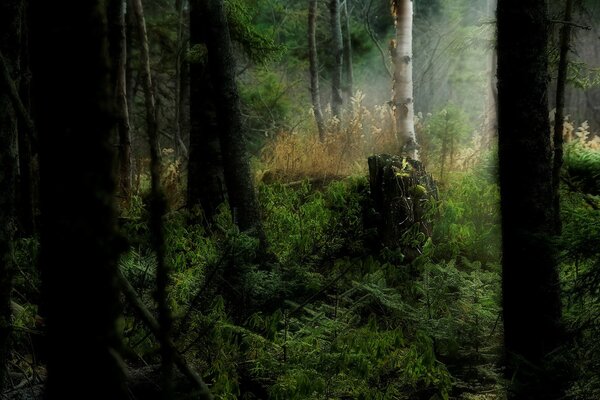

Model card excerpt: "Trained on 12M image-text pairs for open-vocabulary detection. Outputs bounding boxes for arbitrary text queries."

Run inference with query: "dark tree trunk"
[342,0,354,99]
[497,0,564,397]
[174,0,189,159]
[108,0,132,204]
[308,0,326,141]
[552,0,574,234]
[130,0,174,395]
[16,0,36,237]
[125,0,138,186]
[188,0,226,221]
[178,42,191,158]
[0,0,21,392]
[30,1,128,398]
[200,0,265,241]
[329,0,343,119]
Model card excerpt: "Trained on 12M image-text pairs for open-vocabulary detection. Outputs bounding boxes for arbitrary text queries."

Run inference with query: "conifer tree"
[31,1,128,397]
[497,0,564,397]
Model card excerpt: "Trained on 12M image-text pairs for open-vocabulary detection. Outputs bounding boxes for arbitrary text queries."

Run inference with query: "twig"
[289,262,354,318]
[116,269,214,400]
[364,0,392,78]
[549,19,591,30]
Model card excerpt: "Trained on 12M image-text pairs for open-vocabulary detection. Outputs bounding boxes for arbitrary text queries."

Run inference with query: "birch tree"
[391,0,418,159]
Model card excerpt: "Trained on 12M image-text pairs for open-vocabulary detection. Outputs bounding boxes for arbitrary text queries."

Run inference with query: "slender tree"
[0,0,21,391]
[391,0,418,159]
[174,0,190,159]
[108,0,133,203]
[329,0,344,119]
[497,0,564,397]
[16,0,36,236]
[342,0,354,99]
[483,0,498,143]
[30,1,128,397]
[308,0,326,140]
[200,0,266,241]
[187,0,227,221]
[131,0,175,395]
[552,0,575,234]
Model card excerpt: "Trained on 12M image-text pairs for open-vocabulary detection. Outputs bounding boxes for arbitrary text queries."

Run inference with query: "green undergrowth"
[558,143,600,399]
[114,156,503,399]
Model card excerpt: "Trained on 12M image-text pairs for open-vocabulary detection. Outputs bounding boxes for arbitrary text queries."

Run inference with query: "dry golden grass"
[259,91,400,183]
[564,118,600,150]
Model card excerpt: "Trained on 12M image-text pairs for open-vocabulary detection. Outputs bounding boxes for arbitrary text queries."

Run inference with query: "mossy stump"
[368,154,437,254]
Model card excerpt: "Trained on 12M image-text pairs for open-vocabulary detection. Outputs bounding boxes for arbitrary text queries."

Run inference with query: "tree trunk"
[342,0,354,99]
[308,0,326,141]
[30,1,127,397]
[329,0,343,119]
[130,0,174,395]
[16,1,36,237]
[391,0,418,159]
[200,0,266,241]
[497,0,564,397]
[188,0,227,221]
[126,0,137,125]
[174,0,189,160]
[0,0,21,392]
[109,0,132,204]
[552,0,574,234]
[484,0,498,143]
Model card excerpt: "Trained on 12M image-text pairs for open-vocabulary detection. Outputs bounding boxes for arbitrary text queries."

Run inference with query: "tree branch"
[364,0,392,78]
[549,19,591,30]
[117,269,214,400]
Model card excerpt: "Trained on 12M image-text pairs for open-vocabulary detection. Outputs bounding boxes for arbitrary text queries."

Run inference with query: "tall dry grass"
[259,91,399,183]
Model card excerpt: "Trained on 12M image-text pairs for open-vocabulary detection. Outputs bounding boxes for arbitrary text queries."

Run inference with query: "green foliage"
[431,157,501,265]
[559,144,600,399]
[414,257,500,361]
[108,170,508,399]
[259,178,365,264]
[225,0,283,63]
[563,142,600,195]
[421,106,473,179]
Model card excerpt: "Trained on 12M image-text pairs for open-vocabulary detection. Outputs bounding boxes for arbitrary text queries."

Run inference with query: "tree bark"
[16,1,36,237]
[200,0,266,241]
[329,0,344,119]
[187,0,227,221]
[0,0,21,392]
[497,0,564,397]
[174,0,189,160]
[109,0,132,204]
[552,0,574,234]
[368,154,437,260]
[391,0,418,159]
[308,0,326,141]
[130,0,174,396]
[30,1,128,397]
[126,0,137,125]
[342,0,354,99]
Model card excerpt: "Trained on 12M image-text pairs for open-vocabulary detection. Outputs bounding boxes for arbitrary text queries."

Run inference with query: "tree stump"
[367,154,437,256]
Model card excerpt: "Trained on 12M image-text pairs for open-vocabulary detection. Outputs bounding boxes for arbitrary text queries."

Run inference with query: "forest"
[0,0,599,399]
